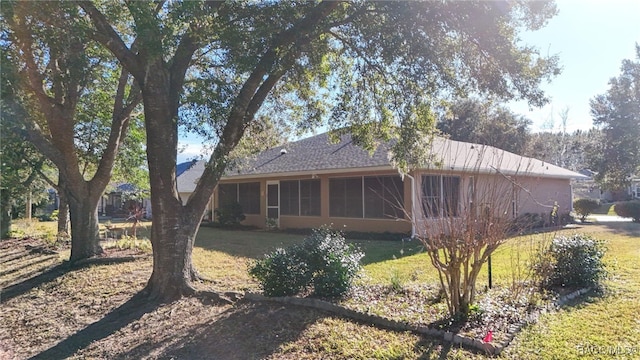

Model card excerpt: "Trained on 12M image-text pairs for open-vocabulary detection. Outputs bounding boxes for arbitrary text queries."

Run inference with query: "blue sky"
[509,0,640,132]
[178,1,640,162]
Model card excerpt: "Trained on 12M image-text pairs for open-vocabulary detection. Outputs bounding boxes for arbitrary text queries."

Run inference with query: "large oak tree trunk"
[141,75,208,301]
[57,186,70,235]
[0,189,11,239]
[144,205,202,301]
[67,189,102,262]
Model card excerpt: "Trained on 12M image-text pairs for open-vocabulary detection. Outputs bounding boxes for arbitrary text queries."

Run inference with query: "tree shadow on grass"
[414,340,455,360]
[117,300,326,360]
[0,257,142,303]
[28,291,159,360]
[596,221,640,237]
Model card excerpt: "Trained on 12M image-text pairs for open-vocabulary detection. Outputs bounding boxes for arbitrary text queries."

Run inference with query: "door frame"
[266,180,280,227]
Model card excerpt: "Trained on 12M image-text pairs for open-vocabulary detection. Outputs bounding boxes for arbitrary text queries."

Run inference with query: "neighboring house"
[573,170,640,202]
[98,183,151,219]
[190,132,586,236]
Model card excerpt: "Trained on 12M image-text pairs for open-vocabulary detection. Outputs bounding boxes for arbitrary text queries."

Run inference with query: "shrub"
[512,213,545,231]
[534,233,607,290]
[248,247,310,297]
[302,227,364,297]
[614,201,640,223]
[249,226,364,298]
[214,202,246,226]
[559,212,574,225]
[573,198,600,223]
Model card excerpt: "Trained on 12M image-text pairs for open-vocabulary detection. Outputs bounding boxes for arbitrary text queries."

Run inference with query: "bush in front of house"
[214,202,246,226]
[301,227,365,297]
[573,198,600,223]
[248,247,311,297]
[511,212,545,231]
[614,201,640,223]
[534,233,607,290]
[249,226,364,298]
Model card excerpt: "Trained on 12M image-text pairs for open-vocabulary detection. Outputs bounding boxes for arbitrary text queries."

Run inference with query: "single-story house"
[98,183,152,219]
[573,169,640,202]
[179,132,586,235]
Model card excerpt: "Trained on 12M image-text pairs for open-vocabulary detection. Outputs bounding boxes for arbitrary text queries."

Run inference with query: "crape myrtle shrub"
[249,226,364,298]
[614,201,640,223]
[573,198,600,223]
[534,233,607,290]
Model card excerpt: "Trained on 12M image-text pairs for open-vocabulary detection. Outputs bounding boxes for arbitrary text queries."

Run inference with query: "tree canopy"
[2,1,144,260]
[437,98,532,155]
[0,52,49,237]
[589,45,640,190]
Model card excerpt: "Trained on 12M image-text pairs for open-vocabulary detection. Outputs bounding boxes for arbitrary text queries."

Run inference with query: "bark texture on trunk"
[144,208,200,301]
[140,72,205,301]
[68,193,102,262]
[0,189,11,239]
[57,188,70,235]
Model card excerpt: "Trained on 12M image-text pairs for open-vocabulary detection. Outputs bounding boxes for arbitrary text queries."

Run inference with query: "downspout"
[405,173,417,238]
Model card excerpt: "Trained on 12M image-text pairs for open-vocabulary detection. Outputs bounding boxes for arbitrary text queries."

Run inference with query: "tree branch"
[92,69,142,192]
[77,1,143,79]
[185,1,343,213]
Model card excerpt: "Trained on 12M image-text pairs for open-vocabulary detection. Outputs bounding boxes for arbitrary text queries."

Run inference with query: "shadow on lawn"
[597,221,640,237]
[118,300,325,360]
[116,299,457,359]
[29,292,159,360]
[0,257,141,303]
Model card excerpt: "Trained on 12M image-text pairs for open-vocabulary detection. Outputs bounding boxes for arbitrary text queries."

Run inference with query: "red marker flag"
[483,330,493,343]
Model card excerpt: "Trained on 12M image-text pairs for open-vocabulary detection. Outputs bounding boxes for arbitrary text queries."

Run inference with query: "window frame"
[218,182,261,215]
[421,175,461,218]
[329,175,405,219]
[280,179,321,217]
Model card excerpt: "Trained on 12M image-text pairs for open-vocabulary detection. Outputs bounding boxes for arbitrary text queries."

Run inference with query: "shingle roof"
[220,132,586,180]
[224,132,392,177]
[177,160,205,193]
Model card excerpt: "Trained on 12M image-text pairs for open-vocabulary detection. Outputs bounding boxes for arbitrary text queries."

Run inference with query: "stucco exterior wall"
[516,177,572,215]
[215,170,413,234]
[213,169,574,234]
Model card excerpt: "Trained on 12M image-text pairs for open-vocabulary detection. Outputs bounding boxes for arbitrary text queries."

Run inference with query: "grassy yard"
[1,219,638,359]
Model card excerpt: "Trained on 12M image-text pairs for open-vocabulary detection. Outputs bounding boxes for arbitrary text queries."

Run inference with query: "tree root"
[194,289,241,305]
[189,268,216,284]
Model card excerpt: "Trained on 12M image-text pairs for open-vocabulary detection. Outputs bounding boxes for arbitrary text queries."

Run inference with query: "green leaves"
[589,46,640,190]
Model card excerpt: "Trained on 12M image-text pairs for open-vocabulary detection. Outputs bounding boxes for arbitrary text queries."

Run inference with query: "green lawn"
[591,202,618,215]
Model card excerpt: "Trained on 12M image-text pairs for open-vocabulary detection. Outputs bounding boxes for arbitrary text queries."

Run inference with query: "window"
[218,183,238,207]
[218,182,260,215]
[364,176,404,219]
[279,180,299,216]
[330,176,404,219]
[280,179,321,216]
[329,178,363,218]
[421,175,460,217]
[300,180,321,216]
[238,182,260,214]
